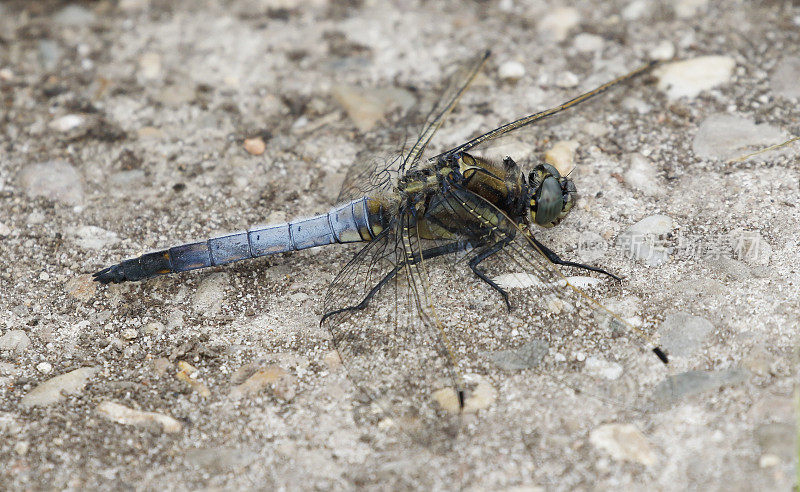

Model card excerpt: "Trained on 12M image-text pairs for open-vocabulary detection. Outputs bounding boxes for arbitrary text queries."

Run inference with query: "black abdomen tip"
[92,265,126,284]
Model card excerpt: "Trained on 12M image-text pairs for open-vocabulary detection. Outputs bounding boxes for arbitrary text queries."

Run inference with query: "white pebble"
[648,41,675,61]
[622,0,650,20]
[674,0,708,18]
[21,367,100,408]
[538,7,580,42]
[48,114,86,133]
[654,56,735,99]
[0,222,11,237]
[573,33,604,52]
[36,362,53,374]
[498,61,525,81]
[555,71,579,88]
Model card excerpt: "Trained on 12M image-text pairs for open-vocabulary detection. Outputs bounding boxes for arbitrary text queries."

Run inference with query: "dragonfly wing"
[321,213,469,444]
[401,50,491,173]
[431,60,659,161]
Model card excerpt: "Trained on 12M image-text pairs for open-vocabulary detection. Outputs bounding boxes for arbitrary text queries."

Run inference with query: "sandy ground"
[1,0,799,490]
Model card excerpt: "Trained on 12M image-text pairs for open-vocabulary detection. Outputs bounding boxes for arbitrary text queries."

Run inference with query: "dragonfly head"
[528,163,576,228]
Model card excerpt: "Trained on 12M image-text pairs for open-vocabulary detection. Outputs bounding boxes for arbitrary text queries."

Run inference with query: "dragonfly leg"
[468,240,512,310]
[321,240,472,324]
[529,236,621,281]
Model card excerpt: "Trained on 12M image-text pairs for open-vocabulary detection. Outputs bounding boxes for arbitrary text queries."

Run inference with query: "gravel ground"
[1,1,798,490]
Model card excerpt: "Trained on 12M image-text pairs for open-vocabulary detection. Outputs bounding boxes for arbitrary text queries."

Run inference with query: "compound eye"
[534,176,563,226]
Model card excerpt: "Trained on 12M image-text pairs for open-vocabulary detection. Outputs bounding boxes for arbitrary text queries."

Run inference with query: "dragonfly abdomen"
[93,197,384,284]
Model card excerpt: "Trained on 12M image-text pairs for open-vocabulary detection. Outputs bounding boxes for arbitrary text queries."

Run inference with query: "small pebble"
[36,362,53,374]
[658,312,713,358]
[544,140,578,175]
[21,367,99,408]
[498,61,526,81]
[648,41,675,61]
[770,57,800,99]
[65,275,97,302]
[18,160,85,206]
[622,0,651,20]
[573,33,604,52]
[14,441,29,456]
[623,153,662,196]
[120,328,138,340]
[693,114,787,161]
[616,215,673,266]
[0,330,32,353]
[38,40,62,71]
[156,85,195,107]
[243,137,266,155]
[674,0,708,18]
[590,423,655,466]
[138,52,162,80]
[97,401,182,433]
[229,365,295,401]
[584,356,623,380]
[176,361,211,398]
[323,350,342,370]
[48,114,86,133]
[759,454,781,468]
[537,7,580,42]
[654,56,735,99]
[555,71,579,88]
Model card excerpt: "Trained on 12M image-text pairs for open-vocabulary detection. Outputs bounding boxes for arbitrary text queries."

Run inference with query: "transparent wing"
[336,51,491,202]
[322,213,469,444]
[429,60,659,163]
[336,143,407,203]
[400,50,490,173]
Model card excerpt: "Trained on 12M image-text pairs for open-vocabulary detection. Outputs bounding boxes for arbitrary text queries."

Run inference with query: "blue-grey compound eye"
[534,176,563,226]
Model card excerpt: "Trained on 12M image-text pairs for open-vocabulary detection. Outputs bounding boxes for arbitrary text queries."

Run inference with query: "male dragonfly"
[95,51,667,439]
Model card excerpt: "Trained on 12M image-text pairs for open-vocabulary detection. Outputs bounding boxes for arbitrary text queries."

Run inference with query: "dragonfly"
[94,51,667,440]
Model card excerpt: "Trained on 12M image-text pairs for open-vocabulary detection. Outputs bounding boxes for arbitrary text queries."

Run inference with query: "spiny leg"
[468,239,513,310]
[321,240,472,324]
[529,235,620,281]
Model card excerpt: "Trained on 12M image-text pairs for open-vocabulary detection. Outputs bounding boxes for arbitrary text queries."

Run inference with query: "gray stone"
[693,114,788,161]
[38,40,62,71]
[53,5,96,25]
[658,312,714,358]
[488,340,549,370]
[616,215,673,266]
[651,368,749,407]
[755,422,795,460]
[0,330,31,353]
[770,56,800,99]
[21,367,100,408]
[18,160,84,206]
